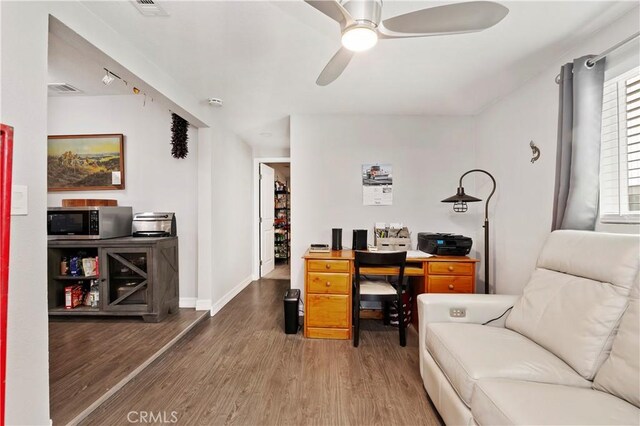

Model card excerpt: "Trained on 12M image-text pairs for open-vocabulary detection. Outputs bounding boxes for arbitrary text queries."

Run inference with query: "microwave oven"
[47,206,133,240]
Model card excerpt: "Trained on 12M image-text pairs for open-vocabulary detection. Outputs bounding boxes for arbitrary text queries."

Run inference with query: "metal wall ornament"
[530,141,541,164]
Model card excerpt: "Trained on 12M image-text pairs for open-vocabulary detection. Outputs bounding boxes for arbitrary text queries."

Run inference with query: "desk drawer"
[306,327,350,340]
[429,261,474,276]
[308,259,350,273]
[429,276,474,293]
[306,294,350,328]
[308,272,350,294]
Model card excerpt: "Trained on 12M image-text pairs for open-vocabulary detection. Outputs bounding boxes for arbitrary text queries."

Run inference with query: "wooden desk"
[303,249,478,340]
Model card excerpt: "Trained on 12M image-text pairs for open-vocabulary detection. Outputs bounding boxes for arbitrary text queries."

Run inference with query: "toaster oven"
[132,212,176,237]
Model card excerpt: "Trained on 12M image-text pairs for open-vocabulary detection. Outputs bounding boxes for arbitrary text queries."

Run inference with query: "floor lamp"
[441,169,496,294]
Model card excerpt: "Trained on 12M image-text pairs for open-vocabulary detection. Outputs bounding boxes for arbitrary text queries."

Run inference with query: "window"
[600,67,640,223]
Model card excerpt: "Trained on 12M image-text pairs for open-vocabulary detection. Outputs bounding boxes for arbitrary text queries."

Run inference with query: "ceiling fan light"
[341,26,378,52]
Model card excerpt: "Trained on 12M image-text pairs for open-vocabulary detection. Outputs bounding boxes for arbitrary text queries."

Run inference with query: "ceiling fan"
[305,0,509,86]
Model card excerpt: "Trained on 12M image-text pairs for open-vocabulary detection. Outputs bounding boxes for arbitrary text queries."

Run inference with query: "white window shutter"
[626,74,640,210]
[600,79,620,215]
[599,67,640,222]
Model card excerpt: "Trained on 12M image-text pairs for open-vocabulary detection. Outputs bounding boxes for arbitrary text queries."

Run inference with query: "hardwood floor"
[263,262,290,280]
[49,309,209,425]
[81,278,443,426]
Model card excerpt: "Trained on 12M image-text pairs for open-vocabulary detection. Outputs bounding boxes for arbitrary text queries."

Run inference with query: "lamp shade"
[441,187,482,203]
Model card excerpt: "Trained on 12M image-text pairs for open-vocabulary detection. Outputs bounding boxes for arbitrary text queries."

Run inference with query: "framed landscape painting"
[48,134,125,192]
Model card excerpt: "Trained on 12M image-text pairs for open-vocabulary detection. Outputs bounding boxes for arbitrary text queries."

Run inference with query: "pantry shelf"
[53,275,99,280]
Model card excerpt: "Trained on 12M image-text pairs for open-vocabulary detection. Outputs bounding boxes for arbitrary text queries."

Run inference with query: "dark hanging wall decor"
[170,113,189,159]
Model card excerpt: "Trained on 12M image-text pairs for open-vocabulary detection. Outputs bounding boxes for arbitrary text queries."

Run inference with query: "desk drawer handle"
[326,281,331,287]
[325,264,331,269]
[448,266,454,271]
[448,284,454,290]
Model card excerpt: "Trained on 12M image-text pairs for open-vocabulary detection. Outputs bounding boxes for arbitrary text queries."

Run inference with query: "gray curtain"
[552,55,605,230]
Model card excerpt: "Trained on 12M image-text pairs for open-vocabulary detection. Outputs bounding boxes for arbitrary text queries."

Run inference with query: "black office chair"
[353,250,408,347]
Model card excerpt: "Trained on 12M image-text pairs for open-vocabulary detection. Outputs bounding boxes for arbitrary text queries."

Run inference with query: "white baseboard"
[195,298,212,313]
[179,297,197,308]
[211,275,253,316]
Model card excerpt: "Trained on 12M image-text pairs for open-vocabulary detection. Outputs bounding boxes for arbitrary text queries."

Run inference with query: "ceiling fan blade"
[316,47,354,86]
[382,1,508,35]
[304,0,354,27]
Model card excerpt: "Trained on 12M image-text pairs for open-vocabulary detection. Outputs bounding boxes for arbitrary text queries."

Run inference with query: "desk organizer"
[376,237,412,251]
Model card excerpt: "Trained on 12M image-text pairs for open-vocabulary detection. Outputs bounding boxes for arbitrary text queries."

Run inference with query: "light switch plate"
[11,185,28,215]
[450,307,466,318]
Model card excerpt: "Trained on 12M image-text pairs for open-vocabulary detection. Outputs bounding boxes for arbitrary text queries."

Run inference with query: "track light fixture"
[98,67,157,107]
[102,69,114,86]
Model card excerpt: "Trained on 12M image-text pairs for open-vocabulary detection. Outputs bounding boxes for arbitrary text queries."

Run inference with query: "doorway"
[255,159,291,280]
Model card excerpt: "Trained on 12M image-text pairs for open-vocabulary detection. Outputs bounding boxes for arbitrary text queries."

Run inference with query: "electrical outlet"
[450,307,466,318]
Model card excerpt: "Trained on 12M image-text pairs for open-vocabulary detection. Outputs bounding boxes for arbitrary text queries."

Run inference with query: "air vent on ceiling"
[131,0,169,17]
[48,83,83,94]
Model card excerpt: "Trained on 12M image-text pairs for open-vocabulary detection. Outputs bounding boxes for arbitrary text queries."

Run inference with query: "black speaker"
[332,228,342,251]
[352,229,368,250]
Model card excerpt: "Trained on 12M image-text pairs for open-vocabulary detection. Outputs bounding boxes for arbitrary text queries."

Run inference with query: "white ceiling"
[64,1,639,151]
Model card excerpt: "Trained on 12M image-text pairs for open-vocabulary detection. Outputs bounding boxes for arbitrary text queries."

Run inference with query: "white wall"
[290,115,481,293]
[47,95,199,303]
[253,145,290,158]
[196,127,213,310]
[475,7,640,295]
[208,126,254,313]
[196,126,255,314]
[1,2,214,423]
[1,3,50,423]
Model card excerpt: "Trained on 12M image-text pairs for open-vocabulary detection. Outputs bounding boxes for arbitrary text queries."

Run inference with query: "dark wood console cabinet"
[48,237,179,322]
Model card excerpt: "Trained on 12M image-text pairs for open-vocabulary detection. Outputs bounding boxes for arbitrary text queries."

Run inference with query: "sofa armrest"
[417,293,520,342]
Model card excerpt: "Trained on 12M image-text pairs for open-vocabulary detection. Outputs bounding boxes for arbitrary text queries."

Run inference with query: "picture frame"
[47,134,125,192]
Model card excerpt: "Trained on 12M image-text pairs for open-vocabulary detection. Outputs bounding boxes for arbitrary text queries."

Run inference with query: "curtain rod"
[555,31,640,84]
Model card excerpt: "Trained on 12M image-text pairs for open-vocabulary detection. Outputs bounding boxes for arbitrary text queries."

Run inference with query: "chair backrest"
[506,230,640,380]
[535,230,639,293]
[354,250,407,289]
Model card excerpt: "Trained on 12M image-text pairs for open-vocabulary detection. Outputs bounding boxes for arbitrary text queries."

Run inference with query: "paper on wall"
[362,163,393,206]
[111,171,121,185]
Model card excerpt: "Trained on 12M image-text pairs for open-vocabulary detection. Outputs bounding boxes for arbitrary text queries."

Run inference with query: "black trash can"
[283,289,300,334]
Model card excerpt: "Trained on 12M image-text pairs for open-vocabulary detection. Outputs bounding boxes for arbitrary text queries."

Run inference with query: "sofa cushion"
[594,286,640,408]
[506,268,628,380]
[472,378,640,425]
[536,230,640,293]
[426,323,590,406]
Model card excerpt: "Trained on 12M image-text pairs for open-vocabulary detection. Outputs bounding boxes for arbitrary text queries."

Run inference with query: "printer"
[418,233,472,256]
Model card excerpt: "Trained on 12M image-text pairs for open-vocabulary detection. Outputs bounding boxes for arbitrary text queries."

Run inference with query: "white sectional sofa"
[417,230,640,425]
